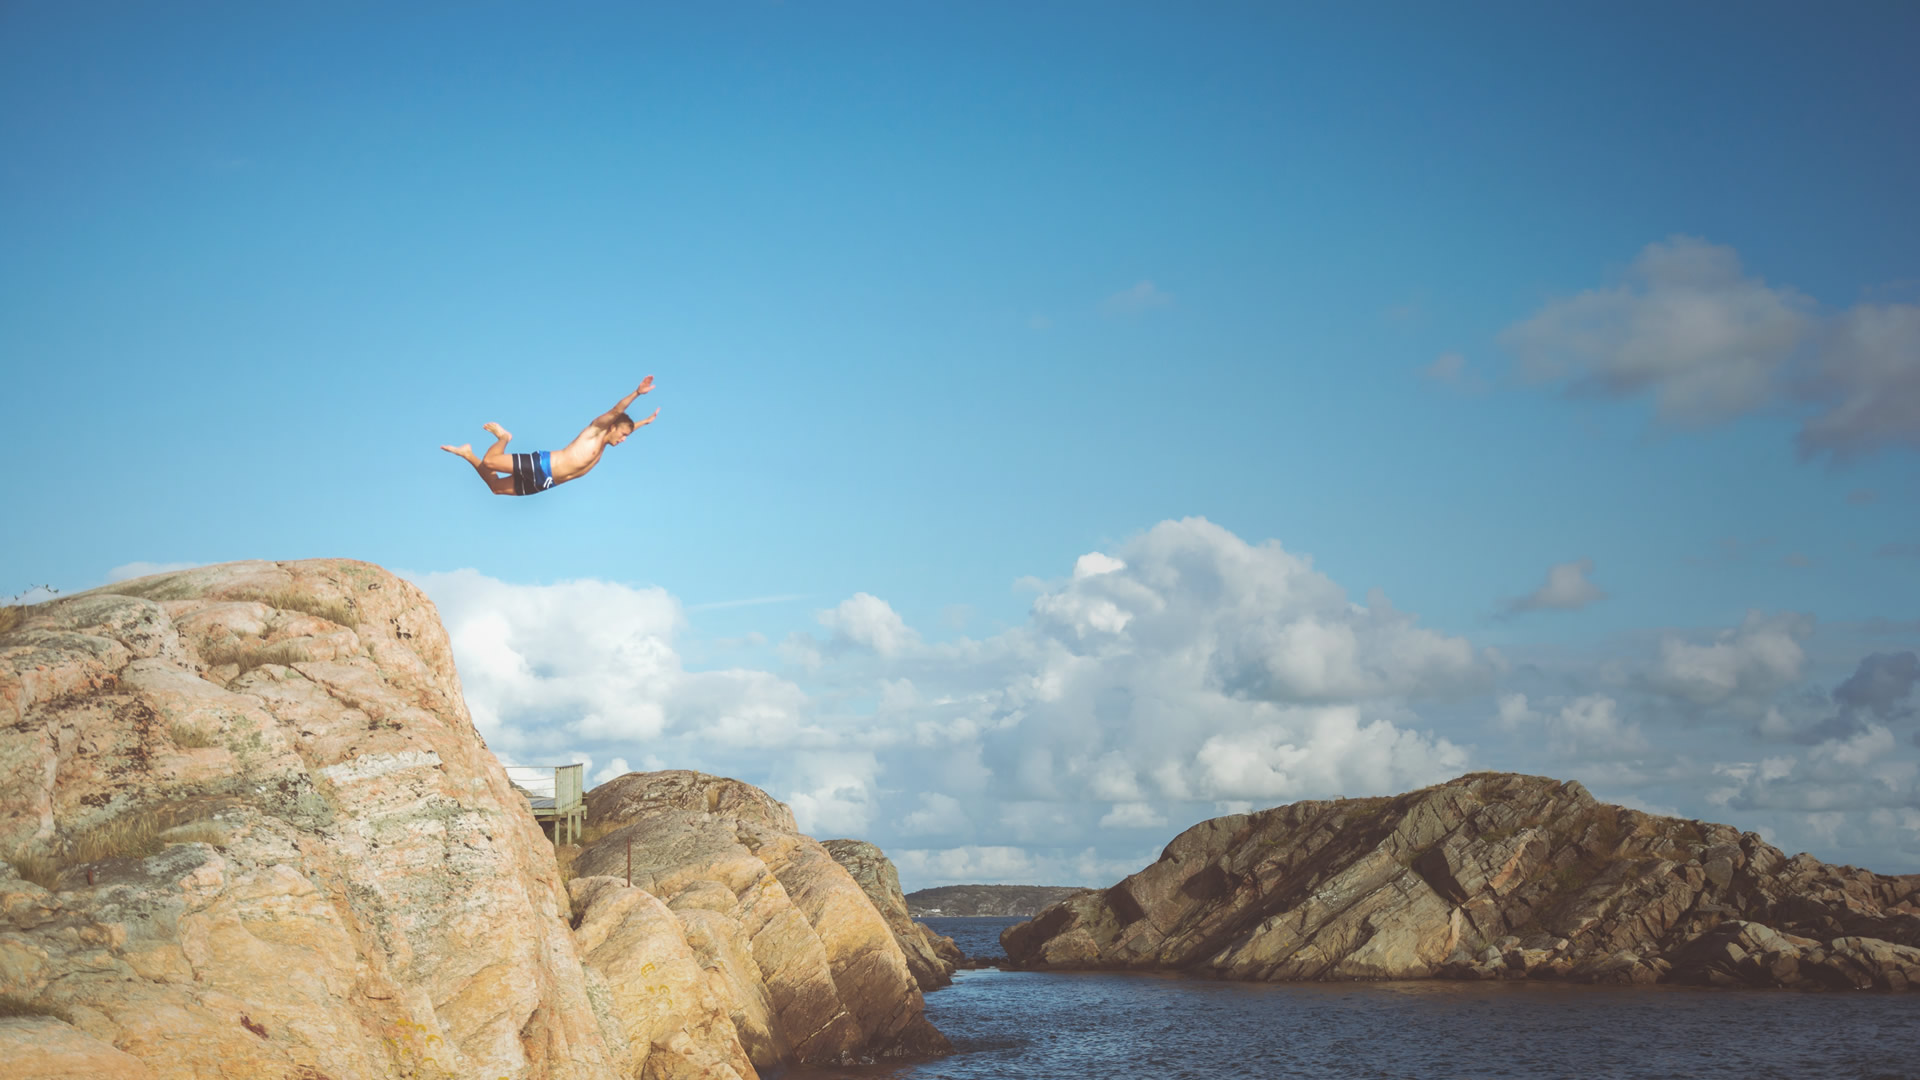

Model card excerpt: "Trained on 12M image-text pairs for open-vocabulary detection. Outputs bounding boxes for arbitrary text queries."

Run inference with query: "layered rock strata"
[572,772,951,1069]
[0,560,620,1079]
[1002,772,1920,990]
[822,839,960,990]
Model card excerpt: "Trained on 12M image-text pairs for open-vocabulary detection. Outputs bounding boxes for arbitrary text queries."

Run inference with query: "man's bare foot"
[483,422,511,441]
[440,443,477,462]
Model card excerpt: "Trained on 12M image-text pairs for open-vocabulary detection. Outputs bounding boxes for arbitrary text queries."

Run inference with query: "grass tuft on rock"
[7,813,226,890]
[0,604,20,636]
[243,589,358,628]
[203,639,311,675]
[106,574,200,602]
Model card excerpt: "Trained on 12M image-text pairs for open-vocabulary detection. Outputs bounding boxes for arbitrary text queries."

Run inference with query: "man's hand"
[635,376,654,396]
[635,407,660,427]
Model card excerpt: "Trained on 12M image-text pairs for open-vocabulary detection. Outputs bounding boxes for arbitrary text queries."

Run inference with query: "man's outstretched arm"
[593,376,653,428]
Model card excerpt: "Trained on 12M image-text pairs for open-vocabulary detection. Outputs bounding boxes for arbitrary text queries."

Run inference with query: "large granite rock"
[1002,772,1920,990]
[572,772,951,1068]
[0,561,621,1079]
[821,838,959,990]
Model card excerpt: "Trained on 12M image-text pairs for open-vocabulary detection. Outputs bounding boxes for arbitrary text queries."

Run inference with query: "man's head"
[606,412,637,445]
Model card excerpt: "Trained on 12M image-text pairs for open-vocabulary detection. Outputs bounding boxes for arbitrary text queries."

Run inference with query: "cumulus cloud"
[419,519,1498,887]
[1495,692,1648,760]
[1501,237,1813,424]
[1779,651,1920,744]
[1714,727,1919,813]
[412,569,814,757]
[818,592,918,656]
[1798,302,1920,460]
[1647,611,1812,706]
[1504,558,1605,614]
[1500,236,1920,460]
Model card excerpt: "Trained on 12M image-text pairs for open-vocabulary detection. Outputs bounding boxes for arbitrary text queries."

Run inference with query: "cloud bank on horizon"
[414,510,1920,888]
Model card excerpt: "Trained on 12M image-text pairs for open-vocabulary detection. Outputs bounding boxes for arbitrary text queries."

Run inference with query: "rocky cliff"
[1002,773,1920,990]
[0,562,948,1080]
[0,560,619,1079]
[570,772,951,1068]
[822,839,960,990]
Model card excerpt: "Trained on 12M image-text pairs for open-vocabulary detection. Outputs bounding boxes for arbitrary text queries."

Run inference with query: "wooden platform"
[504,763,585,845]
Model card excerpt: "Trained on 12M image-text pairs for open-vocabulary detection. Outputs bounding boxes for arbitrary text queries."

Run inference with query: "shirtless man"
[441,377,659,496]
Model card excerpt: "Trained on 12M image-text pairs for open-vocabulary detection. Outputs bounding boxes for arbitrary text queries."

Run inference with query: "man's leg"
[439,442,518,495]
[478,423,515,472]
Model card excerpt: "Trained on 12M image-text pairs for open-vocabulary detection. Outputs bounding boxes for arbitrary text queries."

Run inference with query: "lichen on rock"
[0,560,619,1079]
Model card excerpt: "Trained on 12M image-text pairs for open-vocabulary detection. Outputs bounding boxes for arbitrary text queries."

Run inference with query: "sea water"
[780,917,1920,1080]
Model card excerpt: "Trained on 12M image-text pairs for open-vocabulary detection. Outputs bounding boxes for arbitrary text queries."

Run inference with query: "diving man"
[441,377,658,496]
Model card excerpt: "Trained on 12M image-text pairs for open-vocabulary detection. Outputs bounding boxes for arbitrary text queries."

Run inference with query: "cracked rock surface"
[0,560,619,1079]
[1003,772,1920,990]
[573,772,951,1069]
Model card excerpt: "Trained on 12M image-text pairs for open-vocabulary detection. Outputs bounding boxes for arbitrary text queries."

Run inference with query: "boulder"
[0,560,621,1078]
[1001,772,1920,991]
[822,838,957,990]
[574,772,951,1069]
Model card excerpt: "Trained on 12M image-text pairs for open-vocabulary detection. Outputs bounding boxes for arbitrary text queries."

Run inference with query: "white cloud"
[1649,611,1812,706]
[1493,692,1647,760]
[1099,802,1168,829]
[818,592,918,656]
[415,521,1495,886]
[1505,558,1604,614]
[1714,726,1918,814]
[782,751,880,837]
[1798,301,1920,459]
[1104,280,1173,316]
[1501,236,1813,424]
[900,792,968,836]
[411,569,812,760]
[1501,236,1920,460]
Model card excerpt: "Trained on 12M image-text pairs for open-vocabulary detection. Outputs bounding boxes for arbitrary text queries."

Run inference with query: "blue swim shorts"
[510,451,554,495]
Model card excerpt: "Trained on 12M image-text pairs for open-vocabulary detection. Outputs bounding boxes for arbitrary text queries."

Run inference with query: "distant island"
[906,884,1088,917]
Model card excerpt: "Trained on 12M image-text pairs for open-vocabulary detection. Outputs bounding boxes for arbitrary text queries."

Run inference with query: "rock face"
[0,561,621,1079]
[1002,772,1920,990]
[572,772,951,1069]
[905,884,1089,917]
[821,839,959,990]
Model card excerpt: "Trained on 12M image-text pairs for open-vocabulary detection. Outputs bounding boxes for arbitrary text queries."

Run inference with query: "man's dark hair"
[610,411,635,429]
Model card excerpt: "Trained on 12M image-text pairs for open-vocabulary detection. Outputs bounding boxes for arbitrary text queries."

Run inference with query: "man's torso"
[548,429,611,483]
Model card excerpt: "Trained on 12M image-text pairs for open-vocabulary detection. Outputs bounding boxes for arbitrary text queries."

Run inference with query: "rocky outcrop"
[1002,772,1920,990]
[572,772,951,1069]
[822,839,959,990]
[905,884,1090,917]
[0,561,621,1079]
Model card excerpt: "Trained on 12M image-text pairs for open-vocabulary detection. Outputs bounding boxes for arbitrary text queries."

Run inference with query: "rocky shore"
[0,560,949,1079]
[1002,773,1920,990]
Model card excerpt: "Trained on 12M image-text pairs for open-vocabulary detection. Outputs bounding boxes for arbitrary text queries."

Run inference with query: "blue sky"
[4,2,1918,884]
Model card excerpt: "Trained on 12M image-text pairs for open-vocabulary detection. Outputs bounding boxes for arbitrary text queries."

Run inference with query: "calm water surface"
[782,917,1920,1080]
